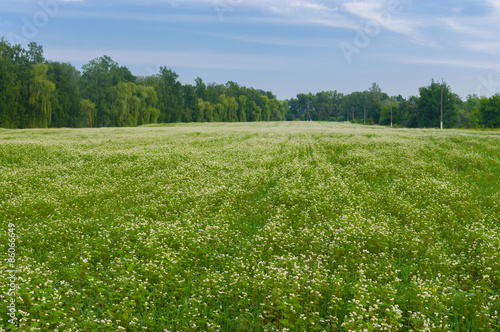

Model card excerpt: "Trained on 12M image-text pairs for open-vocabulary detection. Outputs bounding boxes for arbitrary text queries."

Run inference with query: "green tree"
[111,82,140,126]
[198,99,214,122]
[136,85,160,125]
[269,98,284,121]
[238,95,247,122]
[27,42,45,65]
[81,99,96,128]
[217,95,229,122]
[260,95,271,121]
[314,91,334,121]
[404,96,419,128]
[206,83,222,105]
[295,93,315,121]
[246,99,261,122]
[0,39,22,128]
[80,56,121,126]
[417,80,457,128]
[280,100,290,121]
[366,83,388,123]
[155,67,183,123]
[455,94,480,128]
[28,63,56,128]
[225,81,241,99]
[479,94,500,128]
[195,77,208,101]
[227,96,239,122]
[182,84,198,122]
[46,61,82,127]
[379,99,403,126]
[110,82,160,127]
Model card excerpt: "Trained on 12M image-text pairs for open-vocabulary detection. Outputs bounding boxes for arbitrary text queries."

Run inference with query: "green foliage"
[46,61,82,128]
[480,94,500,128]
[28,63,56,128]
[81,99,96,128]
[417,80,459,128]
[0,39,23,128]
[80,56,122,127]
[459,94,481,129]
[109,82,159,127]
[285,81,500,129]
[155,67,183,123]
[1,39,500,129]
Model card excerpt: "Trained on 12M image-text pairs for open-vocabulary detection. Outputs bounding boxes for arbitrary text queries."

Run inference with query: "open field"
[1,122,500,331]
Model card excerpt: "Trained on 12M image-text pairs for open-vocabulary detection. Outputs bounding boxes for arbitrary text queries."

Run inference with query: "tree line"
[1,39,499,129]
[0,40,288,129]
[288,82,500,129]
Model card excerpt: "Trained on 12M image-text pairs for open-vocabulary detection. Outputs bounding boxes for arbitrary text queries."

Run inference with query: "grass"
[0,122,499,331]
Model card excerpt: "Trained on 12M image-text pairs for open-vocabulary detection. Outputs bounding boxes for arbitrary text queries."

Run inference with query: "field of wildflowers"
[1,122,499,331]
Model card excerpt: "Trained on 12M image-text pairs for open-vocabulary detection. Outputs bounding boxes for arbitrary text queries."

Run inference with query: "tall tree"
[111,82,140,126]
[155,67,183,123]
[0,39,22,128]
[182,84,198,122]
[80,56,121,126]
[238,95,247,122]
[46,61,82,127]
[417,80,457,128]
[28,63,56,128]
[260,95,271,122]
[136,85,160,125]
[195,77,208,101]
[81,99,96,128]
[269,98,285,121]
[27,42,45,65]
[479,94,500,128]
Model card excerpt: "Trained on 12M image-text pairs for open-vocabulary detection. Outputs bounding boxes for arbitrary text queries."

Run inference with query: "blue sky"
[1,0,500,100]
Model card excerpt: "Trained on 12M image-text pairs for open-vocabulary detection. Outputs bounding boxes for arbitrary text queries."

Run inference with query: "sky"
[1,0,500,100]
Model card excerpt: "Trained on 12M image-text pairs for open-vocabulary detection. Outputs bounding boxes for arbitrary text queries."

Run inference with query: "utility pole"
[390,98,393,128]
[346,105,349,122]
[441,79,444,129]
[364,106,366,125]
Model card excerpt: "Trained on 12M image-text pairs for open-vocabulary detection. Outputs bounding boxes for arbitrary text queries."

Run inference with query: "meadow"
[0,122,499,331]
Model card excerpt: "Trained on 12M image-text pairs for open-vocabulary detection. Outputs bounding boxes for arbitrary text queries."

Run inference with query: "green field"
[1,122,499,331]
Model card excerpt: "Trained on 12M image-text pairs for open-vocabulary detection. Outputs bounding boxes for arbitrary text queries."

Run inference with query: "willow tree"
[136,85,160,125]
[81,99,96,128]
[29,63,56,128]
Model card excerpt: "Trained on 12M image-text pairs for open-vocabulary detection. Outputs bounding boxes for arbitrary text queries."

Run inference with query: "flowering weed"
[0,122,499,331]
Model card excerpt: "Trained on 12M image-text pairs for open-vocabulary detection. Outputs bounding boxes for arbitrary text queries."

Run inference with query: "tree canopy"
[0,38,499,129]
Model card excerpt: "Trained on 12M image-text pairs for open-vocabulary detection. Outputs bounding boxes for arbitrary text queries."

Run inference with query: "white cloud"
[55,0,357,29]
[461,41,500,54]
[342,0,419,37]
[444,16,500,39]
[442,4,500,55]
[12,0,500,57]
[485,0,500,10]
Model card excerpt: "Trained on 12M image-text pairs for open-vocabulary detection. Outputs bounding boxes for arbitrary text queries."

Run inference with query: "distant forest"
[1,39,499,129]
